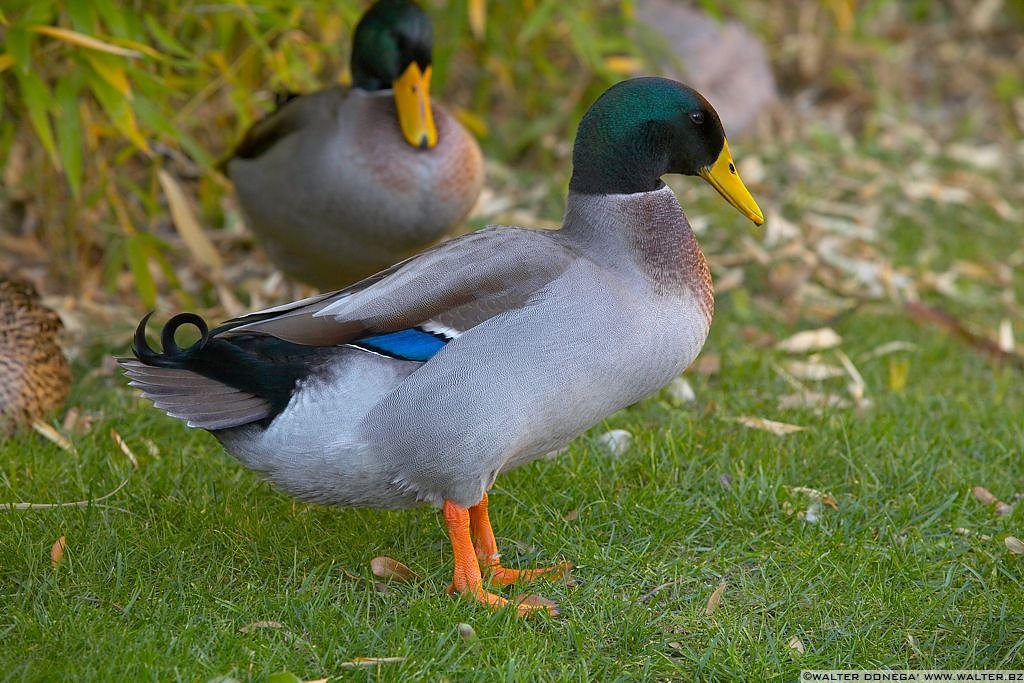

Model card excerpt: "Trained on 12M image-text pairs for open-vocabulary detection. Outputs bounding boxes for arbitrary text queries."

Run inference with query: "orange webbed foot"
[444,498,561,617]
[484,560,574,587]
[470,492,574,587]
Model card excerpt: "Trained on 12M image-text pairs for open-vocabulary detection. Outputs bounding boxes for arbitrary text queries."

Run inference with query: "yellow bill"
[393,62,437,150]
[698,139,764,226]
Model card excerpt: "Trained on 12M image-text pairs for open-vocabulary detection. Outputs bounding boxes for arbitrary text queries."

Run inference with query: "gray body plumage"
[123,184,712,509]
[227,87,484,289]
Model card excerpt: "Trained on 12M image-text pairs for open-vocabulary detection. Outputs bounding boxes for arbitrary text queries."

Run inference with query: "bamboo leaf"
[0,54,14,73]
[66,2,97,33]
[108,37,167,62]
[157,169,223,274]
[29,25,142,58]
[7,26,32,73]
[55,76,84,198]
[83,51,133,97]
[20,1,56,27]
[86,68,151,154]
[468,0,486,40]
[93,0,129,36]
[102,239,126,294]
[143,14,192,59]
[125,234,156,308]
[140,233,189,305]
[16,70,60,168]
[518,0,559,45]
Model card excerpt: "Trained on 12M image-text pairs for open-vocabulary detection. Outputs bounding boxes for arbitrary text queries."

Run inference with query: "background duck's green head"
[351,0,437,149]
[570,77,764,225]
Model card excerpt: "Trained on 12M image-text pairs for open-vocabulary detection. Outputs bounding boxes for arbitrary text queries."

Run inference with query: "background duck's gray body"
[227,87,483,288]
[125,185,712,510]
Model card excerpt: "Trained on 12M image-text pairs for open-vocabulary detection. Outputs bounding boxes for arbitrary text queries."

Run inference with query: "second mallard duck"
[224,0,484,290]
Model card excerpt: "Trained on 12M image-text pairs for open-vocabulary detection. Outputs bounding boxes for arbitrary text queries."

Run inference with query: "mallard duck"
[123,77,763,615]
[223,0,484,290]
[1,278,71,435]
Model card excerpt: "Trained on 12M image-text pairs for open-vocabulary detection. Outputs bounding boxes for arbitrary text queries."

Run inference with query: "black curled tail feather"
[133,312,212,368]
[127,311,337,422]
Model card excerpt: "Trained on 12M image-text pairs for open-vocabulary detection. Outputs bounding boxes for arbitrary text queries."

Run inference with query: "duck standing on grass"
[222,0,483,290]
[124,77,764,616]
[1,278,70,436]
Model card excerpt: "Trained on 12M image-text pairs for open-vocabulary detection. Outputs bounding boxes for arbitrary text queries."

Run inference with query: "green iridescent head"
[570,77,763,225]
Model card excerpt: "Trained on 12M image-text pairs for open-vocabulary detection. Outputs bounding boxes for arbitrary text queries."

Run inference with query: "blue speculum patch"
[354,328,448,361]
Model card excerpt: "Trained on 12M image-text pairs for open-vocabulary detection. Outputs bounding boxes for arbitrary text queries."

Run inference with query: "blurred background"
[1,0,1022,366]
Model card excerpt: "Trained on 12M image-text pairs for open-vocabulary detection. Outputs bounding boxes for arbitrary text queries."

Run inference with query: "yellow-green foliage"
[1,0,642,304]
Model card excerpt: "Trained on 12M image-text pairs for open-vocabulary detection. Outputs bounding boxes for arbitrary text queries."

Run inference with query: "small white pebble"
[666,377,697,405]
[802,501,821,524]
[598,429,633,456]
[1005,536,1024,554]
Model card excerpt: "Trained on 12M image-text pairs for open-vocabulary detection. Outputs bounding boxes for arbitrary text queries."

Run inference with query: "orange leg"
[444,500,555,616]
[468,493,573,587]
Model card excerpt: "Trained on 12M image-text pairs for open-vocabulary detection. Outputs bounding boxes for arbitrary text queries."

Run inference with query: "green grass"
[2,295,1023,680]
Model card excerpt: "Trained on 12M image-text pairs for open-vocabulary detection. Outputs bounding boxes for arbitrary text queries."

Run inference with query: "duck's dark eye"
[689,111,705,125]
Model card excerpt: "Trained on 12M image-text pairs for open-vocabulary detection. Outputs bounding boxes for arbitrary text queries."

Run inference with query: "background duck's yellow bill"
[394,63,438,149]
[698,139,765,226]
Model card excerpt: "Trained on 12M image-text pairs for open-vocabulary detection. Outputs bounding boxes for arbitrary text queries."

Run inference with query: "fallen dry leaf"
[563,509,579,522]
[704,581,727,616]
[336,567,361,581]
[775,328,842,353]
[888,357,910,392]
[60,408,96,436]
[339,657,408,668]
[782,360,846,381]
[370,556,417,582]
[513,593,559,613]
[835,350,866,390]
[972,486,998,506]
[239,620,285,633]
[972,486,1013,515]
[456,623,477,641]
[689,354,721,376]
[788,486,839,509]
[110,429,139,469]
[860,341,918,361]
[61,408,80,433]
[33,421,74,452]
[998,319,1015,354]
[637,578,686,603]
[905,302,1024,370]
[735,416,808,435]
[1005,536,1024,555]
[158,169,223,274]
[778,391,851,411]
[788,636,806,654]
[50,535,66,567]
[141,438,161,459]
[740,326,777,348]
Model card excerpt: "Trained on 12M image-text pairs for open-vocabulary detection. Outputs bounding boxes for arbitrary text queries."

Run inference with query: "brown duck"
[0,278,70,435]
